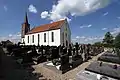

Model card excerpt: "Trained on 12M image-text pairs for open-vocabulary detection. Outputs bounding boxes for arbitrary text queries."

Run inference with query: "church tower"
[21,12,30,38]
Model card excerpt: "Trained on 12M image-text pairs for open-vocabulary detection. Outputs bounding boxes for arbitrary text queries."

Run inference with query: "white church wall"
[21,38,24,43]
[24,29,61,46]
[60,20,71,46]
[40,31,49,46]
[48,29,60,46]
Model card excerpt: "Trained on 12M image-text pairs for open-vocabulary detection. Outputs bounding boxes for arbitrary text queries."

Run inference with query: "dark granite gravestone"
[68,44,72,56]
[85,61,120,79]
[0,47,3,65]
[29,47,38,57]
[80,45,84,54]
[75,43,79,56]
[72,47,76,56]
[51,47,59,59]
[90,46,99,56]
[98,53,120,64]
[22,53,33,63]
[50,46,61,66]
[60,51,70,74]
[70,44,83,68]
[30,46,48,64]
[11,48,24,58]
[46,46,52,61]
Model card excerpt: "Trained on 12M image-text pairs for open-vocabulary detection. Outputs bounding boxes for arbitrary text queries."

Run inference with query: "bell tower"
[21,12,30,38]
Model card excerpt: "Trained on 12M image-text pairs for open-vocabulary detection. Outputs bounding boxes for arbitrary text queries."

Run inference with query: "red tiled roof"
[26,19,65,34]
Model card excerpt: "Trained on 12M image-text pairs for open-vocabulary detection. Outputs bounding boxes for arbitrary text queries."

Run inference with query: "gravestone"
[75,42,79,56]
[60,47,70,73]
[68,44,72,56]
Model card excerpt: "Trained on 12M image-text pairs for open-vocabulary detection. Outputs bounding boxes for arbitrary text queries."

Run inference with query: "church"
[21,13,71,46]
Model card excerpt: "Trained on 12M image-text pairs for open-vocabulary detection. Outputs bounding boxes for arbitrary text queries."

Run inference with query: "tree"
[114,33,120,58]
[114,33,120,48]
[103,32,114,47]
[93,41,103,47]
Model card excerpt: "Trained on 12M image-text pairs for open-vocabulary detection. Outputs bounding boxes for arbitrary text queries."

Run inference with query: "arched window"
[32,35,34,43]
[44,33,46,42]
[28,36,29,43]
[51,32,54,42]
[38,34,40,43]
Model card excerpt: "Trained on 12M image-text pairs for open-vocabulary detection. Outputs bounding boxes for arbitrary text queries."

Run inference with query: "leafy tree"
[103,32,114,47]
[114,33,120,58]
[114,33,120,48]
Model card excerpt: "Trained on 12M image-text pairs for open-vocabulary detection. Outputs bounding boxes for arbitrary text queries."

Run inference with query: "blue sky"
[0,0,120,43]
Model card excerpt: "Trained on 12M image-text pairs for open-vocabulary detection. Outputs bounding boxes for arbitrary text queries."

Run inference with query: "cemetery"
[0,41,105,80]
[1,31,120,80]
[4,42,104,72]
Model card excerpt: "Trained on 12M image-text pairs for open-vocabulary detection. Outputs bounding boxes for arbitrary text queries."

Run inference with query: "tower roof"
[24,12,28,24]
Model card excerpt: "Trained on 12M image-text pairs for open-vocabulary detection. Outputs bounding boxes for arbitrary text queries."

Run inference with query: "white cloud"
[88,37,94,41]
[28,4,37,13]
[87,24,92,28]
[85,39,88,42]
[41,11,49,19]
[102,28,107,30]
[103,12,108,16]
[74,35,103,44]
[76,36,80,39]
[4,5,8,11]
[80,36,85,39]
[0,32,21,43]
[111,27,120,36]
[41,0,111,21]
[80,24,92,28]
[76,36,86,39]
[8,34,12,37]
[72,39,77,41]
[117,17,120,19]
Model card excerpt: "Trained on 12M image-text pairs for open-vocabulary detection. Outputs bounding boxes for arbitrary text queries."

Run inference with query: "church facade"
[21,13,71,46]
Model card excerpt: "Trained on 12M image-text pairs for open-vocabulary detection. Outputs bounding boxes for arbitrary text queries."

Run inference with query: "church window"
[38,34,40,44]
[28,36,29,43]
[51,32,54,42]
[62,32,64,44]
[44,33,46,42]
[32,35,34,43]
[38,34,40,43]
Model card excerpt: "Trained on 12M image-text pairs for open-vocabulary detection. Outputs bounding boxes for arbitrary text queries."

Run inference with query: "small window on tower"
[32,35,34,43]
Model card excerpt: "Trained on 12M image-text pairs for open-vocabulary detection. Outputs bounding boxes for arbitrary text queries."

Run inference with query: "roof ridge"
[26,19,65,35]
[35,19,65,28]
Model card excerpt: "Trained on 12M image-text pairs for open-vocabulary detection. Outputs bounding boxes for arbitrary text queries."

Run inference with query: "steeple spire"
[24,12,28,24]
[21,12,30,38]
